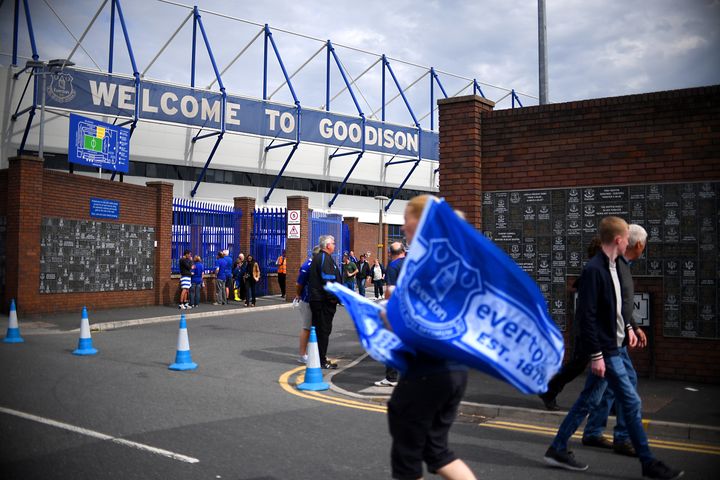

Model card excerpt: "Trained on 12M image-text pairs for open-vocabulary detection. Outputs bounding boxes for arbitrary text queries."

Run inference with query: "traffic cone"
[169,313,197,371]
[72,306,98,355]
[3,299,24,344]
[297,326,329,391]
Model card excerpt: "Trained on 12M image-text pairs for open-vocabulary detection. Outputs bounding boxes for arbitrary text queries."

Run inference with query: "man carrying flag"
[330,194,564,480]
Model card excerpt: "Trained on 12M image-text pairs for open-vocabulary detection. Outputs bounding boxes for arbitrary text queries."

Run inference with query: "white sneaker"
[374,378,398,387]
[179,304,186,309]
[185,304,192,309]
[297,354,308,364]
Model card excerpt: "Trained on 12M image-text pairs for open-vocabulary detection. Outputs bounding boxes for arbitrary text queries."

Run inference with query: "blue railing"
[251,208,286,296]
[172,198,242,274]
[309,211,344,268]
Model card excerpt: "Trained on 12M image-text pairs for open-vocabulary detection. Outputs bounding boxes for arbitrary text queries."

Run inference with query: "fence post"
[286,196,309,303]
[147,181,174,305]
[234,197,255,256]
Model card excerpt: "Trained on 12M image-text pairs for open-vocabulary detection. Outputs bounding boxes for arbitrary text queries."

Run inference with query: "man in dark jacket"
[308,235,342,369]
[544,217,682,480]
[355,254,370,297]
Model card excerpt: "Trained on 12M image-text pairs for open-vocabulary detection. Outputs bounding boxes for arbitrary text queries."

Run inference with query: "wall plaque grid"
[40,218,155,293]
[481,182,719,339]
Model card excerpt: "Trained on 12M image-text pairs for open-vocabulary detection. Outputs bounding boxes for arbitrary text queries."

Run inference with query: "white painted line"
[0,406,199,464]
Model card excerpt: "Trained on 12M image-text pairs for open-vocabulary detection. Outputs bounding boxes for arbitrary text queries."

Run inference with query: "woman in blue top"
[190,255,204,307]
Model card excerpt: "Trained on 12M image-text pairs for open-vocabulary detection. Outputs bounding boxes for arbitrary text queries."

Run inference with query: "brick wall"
[3,156,173,315]
[345,217,388,266]
[438,86,720,383]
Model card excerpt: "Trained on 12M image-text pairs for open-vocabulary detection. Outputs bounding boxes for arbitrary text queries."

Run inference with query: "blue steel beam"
[188,5,228,193]
[381,56,423,211]
[262,25,303,204]
[473,79,485,98]
[12,0,19,65]
[22,0,39,61]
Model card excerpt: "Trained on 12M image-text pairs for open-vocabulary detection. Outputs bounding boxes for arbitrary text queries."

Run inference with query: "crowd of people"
[176,249,261,309]
[177,196,683,480]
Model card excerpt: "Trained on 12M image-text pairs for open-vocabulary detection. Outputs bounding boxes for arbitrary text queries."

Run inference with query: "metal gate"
[251,208,286,296]
[310,211,344,268]
[172,199,241,274]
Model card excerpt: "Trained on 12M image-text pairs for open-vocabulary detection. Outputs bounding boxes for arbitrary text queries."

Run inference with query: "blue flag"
[324,283,415,373]
[386,197,564,394]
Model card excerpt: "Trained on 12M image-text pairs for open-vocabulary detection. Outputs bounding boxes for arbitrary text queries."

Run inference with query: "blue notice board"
[90,198,120,219]
[68,113,130,172]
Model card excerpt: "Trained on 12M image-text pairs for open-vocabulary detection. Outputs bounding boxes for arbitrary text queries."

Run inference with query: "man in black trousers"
[308,235,342,369]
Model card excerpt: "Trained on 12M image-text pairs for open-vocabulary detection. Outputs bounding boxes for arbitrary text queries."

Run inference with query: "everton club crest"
[398,238,483,340]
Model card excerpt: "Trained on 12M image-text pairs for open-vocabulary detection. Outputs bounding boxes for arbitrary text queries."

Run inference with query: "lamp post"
[374,195,389,265]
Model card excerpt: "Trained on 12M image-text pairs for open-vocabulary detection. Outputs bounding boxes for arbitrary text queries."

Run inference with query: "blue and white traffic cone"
[297,326,329,391]
[73,306,98,355]
[169,313,197,371]
[3,299,24,344]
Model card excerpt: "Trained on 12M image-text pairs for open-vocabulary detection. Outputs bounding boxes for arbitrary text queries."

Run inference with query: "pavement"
[10,296,720,445]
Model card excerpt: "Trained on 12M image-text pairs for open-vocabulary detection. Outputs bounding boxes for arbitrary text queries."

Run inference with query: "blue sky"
[2,0,718,123]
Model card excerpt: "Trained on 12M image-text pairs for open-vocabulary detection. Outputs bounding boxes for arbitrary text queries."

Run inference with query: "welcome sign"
[43,67,439,161]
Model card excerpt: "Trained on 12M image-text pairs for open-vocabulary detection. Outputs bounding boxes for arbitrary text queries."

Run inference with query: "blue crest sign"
[387,198,564,394]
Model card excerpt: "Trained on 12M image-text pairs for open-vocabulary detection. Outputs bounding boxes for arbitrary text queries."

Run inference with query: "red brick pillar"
[234,197,255,255]
[286,196,309,303]
[5,156,43,314]
[147,181,174,305]
[437,95,495,229]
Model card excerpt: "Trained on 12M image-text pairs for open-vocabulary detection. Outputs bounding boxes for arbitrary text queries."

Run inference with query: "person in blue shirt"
[294,246,321,364]
[190,255,204,307]
[214,251,227,305]
[232,254,246,302]
[222,249,234,301]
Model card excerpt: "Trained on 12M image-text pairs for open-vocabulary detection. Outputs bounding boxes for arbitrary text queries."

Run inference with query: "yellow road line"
[481,420,720,456]
[279,366,719,456]
[278,366,386,413]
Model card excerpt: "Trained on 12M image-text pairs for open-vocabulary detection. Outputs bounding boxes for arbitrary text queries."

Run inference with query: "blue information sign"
[68,113,130,172]
[90,198,120,219]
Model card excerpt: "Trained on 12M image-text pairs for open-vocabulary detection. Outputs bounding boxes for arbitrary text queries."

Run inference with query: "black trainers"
[544,446,588,471]
[582,435,613,449]
[613,440,638,457]
[539,392,560,411]
[322,362,338,370]
[642,460,684,479]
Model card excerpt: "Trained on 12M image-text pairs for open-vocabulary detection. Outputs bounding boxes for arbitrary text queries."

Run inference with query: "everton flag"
[324,283,415,373]
[386,197,564,394]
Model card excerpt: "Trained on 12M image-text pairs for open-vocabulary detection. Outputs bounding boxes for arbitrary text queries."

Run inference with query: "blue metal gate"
[310,211,344,268]
[172,199,242,274]
[251,208,286,296]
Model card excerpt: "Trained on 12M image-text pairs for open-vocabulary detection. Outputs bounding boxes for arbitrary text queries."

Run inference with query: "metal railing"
[251,208,286,296]
[171,198,241,274]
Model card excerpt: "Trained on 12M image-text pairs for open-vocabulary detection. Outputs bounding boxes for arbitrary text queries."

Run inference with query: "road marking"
[278,366,386,413]
[0,406,200,464]
[480,420,720,456]
[279,366,720,456]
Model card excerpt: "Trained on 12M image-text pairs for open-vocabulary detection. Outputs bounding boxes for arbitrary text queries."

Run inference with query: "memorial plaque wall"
[482,182,719,339]
[40,218,155,293]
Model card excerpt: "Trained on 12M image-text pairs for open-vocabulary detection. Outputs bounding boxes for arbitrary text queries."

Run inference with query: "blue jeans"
[357,279,366,297]
[550,353,653,464]
[190,282,201,306]
[344,280,355,291]
[583,347,637,444]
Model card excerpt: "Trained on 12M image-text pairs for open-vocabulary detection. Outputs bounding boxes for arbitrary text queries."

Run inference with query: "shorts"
[387,370,468,479]
[225,277,234,289]
[297,301,312,330]
[180,276,191,289]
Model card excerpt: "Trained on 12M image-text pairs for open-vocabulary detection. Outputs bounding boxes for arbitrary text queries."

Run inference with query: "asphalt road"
[2,307,718,479]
